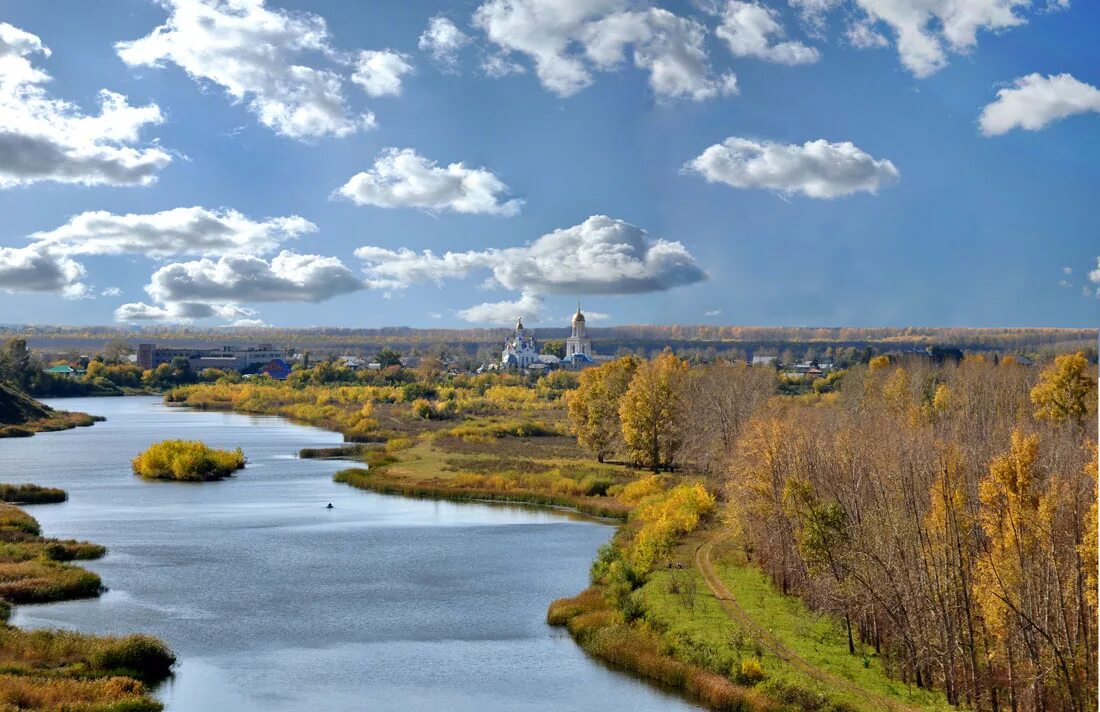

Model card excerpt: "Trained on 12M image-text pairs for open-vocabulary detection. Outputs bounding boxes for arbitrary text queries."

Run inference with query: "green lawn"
[639,533,955,712]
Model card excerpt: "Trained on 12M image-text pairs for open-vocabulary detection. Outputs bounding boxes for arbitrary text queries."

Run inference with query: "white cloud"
[685,136,900,198]
[785,0,1043,77]
[336,148,522,215]
[419,16,470,69]
[716,1,820,65]
[1062,266,1072,275]
[457,291,544,324]
[704,308,722,316]
[356,215,706,297]
[0,22,170,188]
[1089,259,1100,286]
[145,250,364,305]
[29,207,316,257]
[114,300,260,324]
[978,73,1100,136]
[850,0,1030,78]
[101,287,123,297]
[116,0,374,139]
[473,0,735,100]
[352,50,414,97]
[0,244,87,297]
[845,18,889,48]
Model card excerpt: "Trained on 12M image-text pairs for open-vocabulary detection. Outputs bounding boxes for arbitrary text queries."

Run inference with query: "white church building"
[499,306,598,370]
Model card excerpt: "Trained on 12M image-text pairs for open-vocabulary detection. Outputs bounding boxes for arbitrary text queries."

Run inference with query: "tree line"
[567,351,1098,710]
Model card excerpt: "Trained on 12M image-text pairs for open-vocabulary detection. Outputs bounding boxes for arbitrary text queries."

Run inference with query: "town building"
[136,343,284,372]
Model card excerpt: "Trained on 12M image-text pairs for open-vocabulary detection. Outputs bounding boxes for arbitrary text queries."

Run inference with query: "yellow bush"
[131,440,245,481]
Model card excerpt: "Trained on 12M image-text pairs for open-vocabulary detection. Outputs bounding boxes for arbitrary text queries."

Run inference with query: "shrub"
[132,440,245,481]
[579,475,613,496]
[88,635,176,682]
[0,484,67,504]
[738,657,766,685]
[619,475,667,505]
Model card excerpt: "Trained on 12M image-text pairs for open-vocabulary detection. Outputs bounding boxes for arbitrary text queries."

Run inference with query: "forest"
[563,351,1097,711]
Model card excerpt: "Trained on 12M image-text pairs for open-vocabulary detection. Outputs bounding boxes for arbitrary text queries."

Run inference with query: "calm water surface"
[2,396,696,711]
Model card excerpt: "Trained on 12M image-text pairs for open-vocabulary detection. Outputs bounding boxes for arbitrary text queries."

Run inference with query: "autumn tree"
[566,356,637,462]
[1031,352,1096,425]
[618,352,688,472]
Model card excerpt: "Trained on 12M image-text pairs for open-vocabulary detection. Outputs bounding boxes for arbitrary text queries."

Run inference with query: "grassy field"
[634,528,954,712]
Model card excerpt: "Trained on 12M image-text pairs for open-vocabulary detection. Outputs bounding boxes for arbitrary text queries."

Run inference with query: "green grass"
[635,535,954,712]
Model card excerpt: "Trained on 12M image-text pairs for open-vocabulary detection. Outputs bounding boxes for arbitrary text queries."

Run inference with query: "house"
[43,364,83,378]
[259,359,291,380]
[751,355,777,366]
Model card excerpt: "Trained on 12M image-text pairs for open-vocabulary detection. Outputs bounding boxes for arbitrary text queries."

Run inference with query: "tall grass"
[132,440,245,481]
[0,484,66,505]
[547,588,774,711]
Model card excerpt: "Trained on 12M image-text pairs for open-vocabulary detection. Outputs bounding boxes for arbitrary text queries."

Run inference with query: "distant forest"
[5,324,1095,365]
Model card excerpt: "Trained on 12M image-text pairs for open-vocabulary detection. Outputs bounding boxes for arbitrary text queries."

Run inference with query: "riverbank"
[0,497,174,710]
[0,382,102,438]
[161,380,953,712]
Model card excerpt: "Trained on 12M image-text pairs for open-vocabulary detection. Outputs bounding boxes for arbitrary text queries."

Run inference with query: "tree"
[566,357,636,462]
[1031,352,1096,424]
[619,352,688,471]
[541,340,566,359]
[376,348,402,368]
[102,337,133,363]
[0,338,32,389]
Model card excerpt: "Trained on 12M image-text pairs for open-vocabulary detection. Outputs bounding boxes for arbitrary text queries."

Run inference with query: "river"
[1,396,696,711]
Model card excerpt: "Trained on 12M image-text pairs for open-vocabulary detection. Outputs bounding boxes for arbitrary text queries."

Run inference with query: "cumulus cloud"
[716,1,820,65]
[0,22,170,188]
[336,148,522,215]
[785,0,1045,77]
[859,0,1030,77]
[1089,259,1100,287]
[114,300,260,324]
[29,207,316,257]
[456,291,544,324]
[473,0,735,100]
[685,137,900,198]
[979,73,1100,136]
[356,214,706,299]
[101,287,123,297]
[704,308,722,316]
[352,50,414,97]
[145,250,364,305]
[419,16,470,69]
[0,244,87,297]
[116,0,374,139]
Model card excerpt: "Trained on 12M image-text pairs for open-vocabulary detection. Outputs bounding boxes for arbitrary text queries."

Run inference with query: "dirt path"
[694,533,918,712]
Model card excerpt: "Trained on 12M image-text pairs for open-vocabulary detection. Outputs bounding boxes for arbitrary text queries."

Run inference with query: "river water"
[1,396,695,711]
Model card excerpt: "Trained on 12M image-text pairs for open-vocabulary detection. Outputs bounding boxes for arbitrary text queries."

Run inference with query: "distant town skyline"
[0,0,1098,329]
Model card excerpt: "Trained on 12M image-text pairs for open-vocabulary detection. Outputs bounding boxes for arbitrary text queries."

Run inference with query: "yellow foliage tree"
[565,357,637,462]
[618,352,688,472]
[1031,352,1096,424]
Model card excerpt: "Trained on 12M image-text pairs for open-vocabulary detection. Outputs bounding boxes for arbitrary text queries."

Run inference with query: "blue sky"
[0,0,1097,329]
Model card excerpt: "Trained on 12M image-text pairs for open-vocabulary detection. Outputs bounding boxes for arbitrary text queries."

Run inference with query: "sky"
[0,0,1097,330]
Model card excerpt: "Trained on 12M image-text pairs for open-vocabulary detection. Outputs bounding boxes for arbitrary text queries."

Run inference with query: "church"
[499,306,597,370]
[561,305,595,366]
